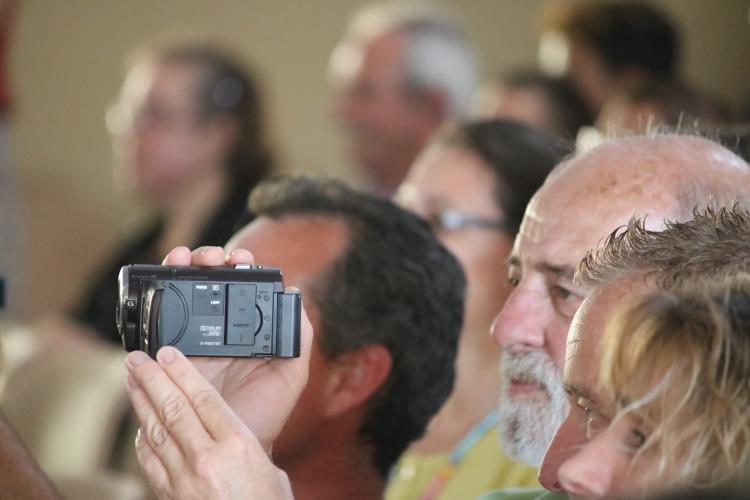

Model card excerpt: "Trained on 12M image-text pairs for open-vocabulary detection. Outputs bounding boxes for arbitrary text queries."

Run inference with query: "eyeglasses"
[425,209,509,233]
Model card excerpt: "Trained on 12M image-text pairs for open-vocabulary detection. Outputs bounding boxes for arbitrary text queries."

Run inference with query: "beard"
[497,349,569,467]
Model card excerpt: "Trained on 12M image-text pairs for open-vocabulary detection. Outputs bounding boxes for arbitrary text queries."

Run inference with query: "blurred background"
[10,0,750,319]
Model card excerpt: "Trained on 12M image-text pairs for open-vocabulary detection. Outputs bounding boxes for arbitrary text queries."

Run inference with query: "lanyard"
[418,409,500,500]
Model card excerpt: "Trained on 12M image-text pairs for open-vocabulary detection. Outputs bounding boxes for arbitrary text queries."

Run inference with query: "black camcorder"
[117,264,301,358]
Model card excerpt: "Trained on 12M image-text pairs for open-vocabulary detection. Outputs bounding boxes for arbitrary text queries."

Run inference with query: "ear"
[322,344,392,419]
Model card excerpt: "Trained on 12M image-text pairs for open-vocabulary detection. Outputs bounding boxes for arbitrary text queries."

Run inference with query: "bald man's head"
[539,134,750,234]
[493,132,750,468]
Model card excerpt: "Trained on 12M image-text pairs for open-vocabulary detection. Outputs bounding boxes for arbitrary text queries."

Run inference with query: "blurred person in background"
[596,81,729,135]
[0,0,22,320]
[388,119,567,500]
[329,1,477,196]
[73,41,274,344]
[539,1,680,118]
[475,71,592,144]
[0,412,62,499]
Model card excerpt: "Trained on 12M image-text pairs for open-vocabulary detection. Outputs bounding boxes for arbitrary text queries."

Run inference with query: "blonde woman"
[559,274,750,496]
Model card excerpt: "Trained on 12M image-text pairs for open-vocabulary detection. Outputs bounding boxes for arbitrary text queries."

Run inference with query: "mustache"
[500,350,559,392]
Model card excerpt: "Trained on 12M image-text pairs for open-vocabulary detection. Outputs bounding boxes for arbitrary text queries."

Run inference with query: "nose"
[538,411,583,491]
[557,431,618,498]
[490,283,547,351]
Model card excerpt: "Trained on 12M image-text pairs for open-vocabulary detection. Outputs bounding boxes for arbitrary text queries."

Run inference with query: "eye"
[579,399,608,440]
[623,428,647,453]
[550,285,582,317]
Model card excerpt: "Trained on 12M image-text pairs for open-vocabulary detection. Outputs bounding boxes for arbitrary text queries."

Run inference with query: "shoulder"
[476,488,567,500]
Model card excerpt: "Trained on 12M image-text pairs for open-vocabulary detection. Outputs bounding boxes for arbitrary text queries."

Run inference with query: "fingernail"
[126,351,148,368]
[200,247,213,255]
[157,346,176,364]
[136,427,142,443]
[127,375,138,389]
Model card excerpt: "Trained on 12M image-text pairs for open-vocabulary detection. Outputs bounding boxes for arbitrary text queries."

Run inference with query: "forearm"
[0,411,63,499]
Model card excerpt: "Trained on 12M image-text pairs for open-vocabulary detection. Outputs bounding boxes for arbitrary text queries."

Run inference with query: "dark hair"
[250,176,465,477]
[500,70,594,141]
[554,1,679,79]
[154,43,274,191]
[438,118,570,235]
[622,81,730,125]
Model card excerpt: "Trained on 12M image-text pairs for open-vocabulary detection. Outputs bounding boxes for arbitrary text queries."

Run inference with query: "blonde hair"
[600,274,750,488]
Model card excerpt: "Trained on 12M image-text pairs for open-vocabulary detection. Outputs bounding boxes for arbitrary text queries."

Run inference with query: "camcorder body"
[117,264,301,358]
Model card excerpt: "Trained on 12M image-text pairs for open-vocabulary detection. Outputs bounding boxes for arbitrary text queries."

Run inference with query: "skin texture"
[395,144,513,453]
[490,135,750,477]
[331,31,445,196]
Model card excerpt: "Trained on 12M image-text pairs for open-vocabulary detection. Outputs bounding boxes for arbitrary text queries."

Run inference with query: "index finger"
[154,346,250,440]
[162,246,193,266]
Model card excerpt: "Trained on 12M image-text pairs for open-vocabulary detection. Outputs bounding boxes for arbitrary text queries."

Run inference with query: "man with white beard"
[481,133,750,498]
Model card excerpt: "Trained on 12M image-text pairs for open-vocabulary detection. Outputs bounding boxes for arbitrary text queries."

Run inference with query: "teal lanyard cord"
[448,409,500,465]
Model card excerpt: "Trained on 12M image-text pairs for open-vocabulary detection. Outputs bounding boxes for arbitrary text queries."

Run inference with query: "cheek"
[274,350,330,448]
[139,133,208,184]
[548,320,571,369]
[610,453,660,497]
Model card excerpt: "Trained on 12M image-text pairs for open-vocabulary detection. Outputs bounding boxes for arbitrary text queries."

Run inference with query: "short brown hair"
[575,204,750,289]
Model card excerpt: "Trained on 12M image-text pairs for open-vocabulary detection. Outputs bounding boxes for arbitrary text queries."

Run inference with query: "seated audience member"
[540,1,680,116]
[543,206,750,498]
[597,81,729,134]
[329,1,477,196]
[476,71,592,142]
[564,277,750,495]
[125,176,466,500]
[479,134,750,500]
[388,119,566,498]
[74,41,273,343]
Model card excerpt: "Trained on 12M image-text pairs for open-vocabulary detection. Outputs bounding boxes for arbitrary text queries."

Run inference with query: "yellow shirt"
[386,429,539,500]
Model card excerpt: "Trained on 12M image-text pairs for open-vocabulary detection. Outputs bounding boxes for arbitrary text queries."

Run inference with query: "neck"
[409,326,501,454]
[155,165,229,256]
[280,434,384,500]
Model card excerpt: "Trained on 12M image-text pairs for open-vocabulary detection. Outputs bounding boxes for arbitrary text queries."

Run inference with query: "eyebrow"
[564,382,599,405]
[506,256,575,281]
[541,264,576,280]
